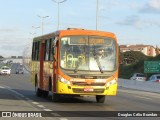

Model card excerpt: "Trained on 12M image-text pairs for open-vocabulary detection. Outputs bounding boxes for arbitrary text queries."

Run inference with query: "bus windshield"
[60,36,116,72]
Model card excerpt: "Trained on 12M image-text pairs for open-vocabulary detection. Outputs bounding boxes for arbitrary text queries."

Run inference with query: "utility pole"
[38,15,49,35]
[96,0,99,30]
[32,26,40,36]
[52,0,67,30]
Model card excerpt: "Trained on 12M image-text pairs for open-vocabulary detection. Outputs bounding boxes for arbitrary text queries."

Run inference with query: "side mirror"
[53,37,58,47]
[52,37,58,55]
[52,47,56,55]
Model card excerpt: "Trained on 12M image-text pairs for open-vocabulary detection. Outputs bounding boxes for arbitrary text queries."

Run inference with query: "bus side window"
[32,42,35,60]
[37,41,40,60]
[49,38,53,61]
[52,37,58,55]
[44,40,50,61]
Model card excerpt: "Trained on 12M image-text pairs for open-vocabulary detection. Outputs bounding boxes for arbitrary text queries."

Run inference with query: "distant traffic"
[0,66,11,75]
[0,61,24,75]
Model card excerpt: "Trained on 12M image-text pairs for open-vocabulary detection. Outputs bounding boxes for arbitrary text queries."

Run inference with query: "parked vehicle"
[130,73,146,81]
[148,74,160,83]
[0,66,11,75]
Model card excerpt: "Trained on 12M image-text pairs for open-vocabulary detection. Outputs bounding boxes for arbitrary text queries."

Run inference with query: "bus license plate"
[84,88,94,92]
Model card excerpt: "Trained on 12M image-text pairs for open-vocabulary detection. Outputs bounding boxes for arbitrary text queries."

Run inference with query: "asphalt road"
[0,63,160,120]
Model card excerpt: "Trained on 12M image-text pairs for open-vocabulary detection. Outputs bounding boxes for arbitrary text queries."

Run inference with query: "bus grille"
[72,82,105,86]
[72,88,104,93]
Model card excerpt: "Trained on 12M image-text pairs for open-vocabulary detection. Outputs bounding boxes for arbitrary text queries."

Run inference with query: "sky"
[0,0,160,57]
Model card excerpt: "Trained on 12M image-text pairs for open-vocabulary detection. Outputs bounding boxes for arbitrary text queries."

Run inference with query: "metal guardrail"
[118,78,160,93]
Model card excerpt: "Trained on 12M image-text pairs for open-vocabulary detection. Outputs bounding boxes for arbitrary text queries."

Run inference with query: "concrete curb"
[118,78,160,93]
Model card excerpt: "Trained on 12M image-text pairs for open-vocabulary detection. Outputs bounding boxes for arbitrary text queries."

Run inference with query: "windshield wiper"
[92,48,103,73]
[74,58,82,73]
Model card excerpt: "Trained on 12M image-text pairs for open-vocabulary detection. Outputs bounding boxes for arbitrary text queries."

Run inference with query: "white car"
[0,66,11,75]
[148,74,160,83]
[130,73,146,81]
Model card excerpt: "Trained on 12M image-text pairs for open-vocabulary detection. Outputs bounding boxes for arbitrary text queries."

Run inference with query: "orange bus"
[31,28,119,103]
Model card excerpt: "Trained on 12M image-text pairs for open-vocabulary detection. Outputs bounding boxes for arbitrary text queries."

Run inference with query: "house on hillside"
[120,44,157,57]
[155,46,160,55]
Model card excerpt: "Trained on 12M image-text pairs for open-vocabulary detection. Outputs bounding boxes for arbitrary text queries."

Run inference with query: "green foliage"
[0,56,4,59]
[124,51,148,62]
[119,52,160,79]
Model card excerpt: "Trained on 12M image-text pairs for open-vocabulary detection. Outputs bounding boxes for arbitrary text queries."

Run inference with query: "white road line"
[59,118,68,120]
[37,105,45,108]
[43,109,52,111]
[3,85,39,111]
[32,102,39,105]
[0,86,5,88]
[135,95,152,100]
[119,89,158,99]
[4,85,24,97]
[3,85,53,113]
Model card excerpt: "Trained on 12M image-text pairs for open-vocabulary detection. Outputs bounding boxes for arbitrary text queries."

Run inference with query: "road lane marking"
[3,85,54,113]
[43,109,52,111]
[59,118,68,120]
[32,102,39,105]
[118,89,156,99]
[3,85,39,111]
[135,95,152,100]
[4,85,24,97]
[37,105,45,108]
[0,86,5,88]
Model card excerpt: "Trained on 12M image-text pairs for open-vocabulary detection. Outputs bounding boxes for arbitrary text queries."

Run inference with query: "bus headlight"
[106,79,117,87]
[58,75,71,85]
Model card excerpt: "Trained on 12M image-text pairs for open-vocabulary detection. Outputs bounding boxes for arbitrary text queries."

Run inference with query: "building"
[120,44,157,57]
[155,46,160,55]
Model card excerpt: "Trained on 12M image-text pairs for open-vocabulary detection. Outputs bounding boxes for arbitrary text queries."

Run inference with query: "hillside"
[119,51,160,79]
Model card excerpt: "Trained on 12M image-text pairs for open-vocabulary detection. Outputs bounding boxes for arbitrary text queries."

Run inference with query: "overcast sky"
[0,0,160,57]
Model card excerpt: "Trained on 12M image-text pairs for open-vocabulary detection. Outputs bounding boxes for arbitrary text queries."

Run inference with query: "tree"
[121,51,148,65]
[0,56,4,59]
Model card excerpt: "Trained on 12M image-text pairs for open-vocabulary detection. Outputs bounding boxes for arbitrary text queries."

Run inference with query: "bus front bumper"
[57,81,118,96]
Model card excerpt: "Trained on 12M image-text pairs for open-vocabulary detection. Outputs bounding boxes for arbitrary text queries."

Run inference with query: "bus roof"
[33,28,117,42]
[60,29,116,39]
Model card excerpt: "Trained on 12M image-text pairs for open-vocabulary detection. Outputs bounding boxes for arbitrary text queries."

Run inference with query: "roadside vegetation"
[119,51,160,79]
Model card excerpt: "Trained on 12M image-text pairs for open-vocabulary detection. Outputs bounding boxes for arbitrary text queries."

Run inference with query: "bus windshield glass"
[60,36,116,72]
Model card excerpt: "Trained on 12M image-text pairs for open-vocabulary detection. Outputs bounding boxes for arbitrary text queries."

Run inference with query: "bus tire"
[35,75,42,97]
[52,93,60,102]
[43,91,49,97]
[35,75,38,91]
[36,88,42,97]
[49,78,52,91]
[96,95,105,103]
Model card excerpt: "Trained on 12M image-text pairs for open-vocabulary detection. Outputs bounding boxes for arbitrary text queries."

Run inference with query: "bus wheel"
[36,88,42,97]
[96,95,105,103]
[43,91,49,97]
[52,93,60,102]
